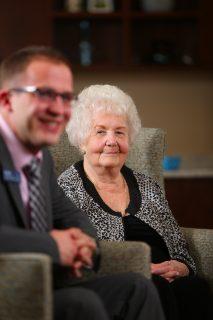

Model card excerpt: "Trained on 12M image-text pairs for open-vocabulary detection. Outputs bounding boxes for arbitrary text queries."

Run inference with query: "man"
[0,46,165,320]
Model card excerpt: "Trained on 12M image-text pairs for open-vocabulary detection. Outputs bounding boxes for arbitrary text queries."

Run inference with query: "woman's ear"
[81,148,86,155]
[80,144,86,155]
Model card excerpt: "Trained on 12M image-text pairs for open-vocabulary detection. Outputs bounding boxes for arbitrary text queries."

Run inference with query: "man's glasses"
[9,86,76,107]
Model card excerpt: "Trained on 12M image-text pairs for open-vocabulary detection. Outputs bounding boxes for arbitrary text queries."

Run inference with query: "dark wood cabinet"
[52,0,213,70]
[0,0,212,70]
[165,177,213,229]
[0,0,52,60]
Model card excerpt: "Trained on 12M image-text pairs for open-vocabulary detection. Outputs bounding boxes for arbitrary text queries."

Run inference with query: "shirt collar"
[0,114,42,170]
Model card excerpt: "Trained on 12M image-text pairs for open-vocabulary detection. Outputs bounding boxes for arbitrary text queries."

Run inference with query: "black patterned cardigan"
[58,162,196,274]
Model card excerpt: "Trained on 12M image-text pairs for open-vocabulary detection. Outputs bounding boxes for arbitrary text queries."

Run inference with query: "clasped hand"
[50,228,97,277]
[151,260,189,282]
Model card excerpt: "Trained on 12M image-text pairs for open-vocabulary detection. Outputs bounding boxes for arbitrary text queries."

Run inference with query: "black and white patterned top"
[58,161,196,274]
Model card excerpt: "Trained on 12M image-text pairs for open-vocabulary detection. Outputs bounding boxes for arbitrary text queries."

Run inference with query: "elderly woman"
[58,84,211,320]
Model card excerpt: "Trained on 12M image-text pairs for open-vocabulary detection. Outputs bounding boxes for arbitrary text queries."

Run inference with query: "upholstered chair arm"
[181,227,213,293]
[98,241,151,279]
[0,253,53,320]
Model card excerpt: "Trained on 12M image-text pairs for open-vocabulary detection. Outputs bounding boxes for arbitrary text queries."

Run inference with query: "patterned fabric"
[23,158,47,232]
[58,163,196,274]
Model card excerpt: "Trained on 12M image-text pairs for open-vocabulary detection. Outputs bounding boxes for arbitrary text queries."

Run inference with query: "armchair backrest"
[126,128,165,188]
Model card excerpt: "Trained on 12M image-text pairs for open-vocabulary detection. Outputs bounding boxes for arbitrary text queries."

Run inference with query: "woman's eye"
[116,131,125,135]
[97,130,106,135]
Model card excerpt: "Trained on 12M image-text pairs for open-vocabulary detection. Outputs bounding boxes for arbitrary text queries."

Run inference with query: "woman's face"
[82,112,129,170]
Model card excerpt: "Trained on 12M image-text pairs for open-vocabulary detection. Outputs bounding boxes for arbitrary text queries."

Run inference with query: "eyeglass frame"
[8,86,77,107]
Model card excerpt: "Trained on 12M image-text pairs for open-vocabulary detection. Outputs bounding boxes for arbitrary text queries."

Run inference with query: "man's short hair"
[0,46,72,88]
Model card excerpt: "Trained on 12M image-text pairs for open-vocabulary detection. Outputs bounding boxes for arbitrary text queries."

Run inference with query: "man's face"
[1,59,73,153]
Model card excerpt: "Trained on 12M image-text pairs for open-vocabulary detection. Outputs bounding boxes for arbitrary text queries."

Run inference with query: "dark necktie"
[23,158,47,232]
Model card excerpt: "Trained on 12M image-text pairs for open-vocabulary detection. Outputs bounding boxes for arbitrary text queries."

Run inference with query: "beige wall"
[74,70,213,157]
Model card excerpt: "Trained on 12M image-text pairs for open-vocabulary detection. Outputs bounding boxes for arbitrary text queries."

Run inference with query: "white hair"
[66,84,142,151]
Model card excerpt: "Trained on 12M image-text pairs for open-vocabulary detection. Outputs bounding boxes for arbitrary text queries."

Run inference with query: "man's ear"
[0,90,12,110]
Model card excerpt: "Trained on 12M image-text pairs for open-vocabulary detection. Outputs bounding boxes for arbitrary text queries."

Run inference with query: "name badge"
[2,169,21,183]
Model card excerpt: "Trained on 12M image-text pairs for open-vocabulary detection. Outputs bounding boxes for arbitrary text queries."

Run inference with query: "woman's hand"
[151,260,189,282]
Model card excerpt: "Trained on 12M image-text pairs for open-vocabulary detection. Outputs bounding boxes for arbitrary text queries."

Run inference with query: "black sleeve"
[45,150,100,270]
[0,225,60,263]
[48,160,98,239]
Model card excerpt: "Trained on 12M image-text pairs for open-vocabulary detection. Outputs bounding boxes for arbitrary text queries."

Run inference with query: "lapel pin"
[2,168,21,183]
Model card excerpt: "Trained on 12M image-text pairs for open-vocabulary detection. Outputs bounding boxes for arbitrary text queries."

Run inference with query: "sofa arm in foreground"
[0,253,52,320]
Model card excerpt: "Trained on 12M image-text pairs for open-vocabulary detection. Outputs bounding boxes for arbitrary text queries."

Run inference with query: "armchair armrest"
[98,241,151,279]
[0,242,150,320]
[181,227,213,292]
[0,253,53,320]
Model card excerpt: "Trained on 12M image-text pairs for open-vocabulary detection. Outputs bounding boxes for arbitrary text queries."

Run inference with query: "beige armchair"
[0,128,212,320]
[51,128,213,291]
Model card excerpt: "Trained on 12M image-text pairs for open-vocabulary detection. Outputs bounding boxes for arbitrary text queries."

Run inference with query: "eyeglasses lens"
[35,88,73,105]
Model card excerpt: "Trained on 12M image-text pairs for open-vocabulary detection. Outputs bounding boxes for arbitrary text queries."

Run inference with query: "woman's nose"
[106,132,117,146]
